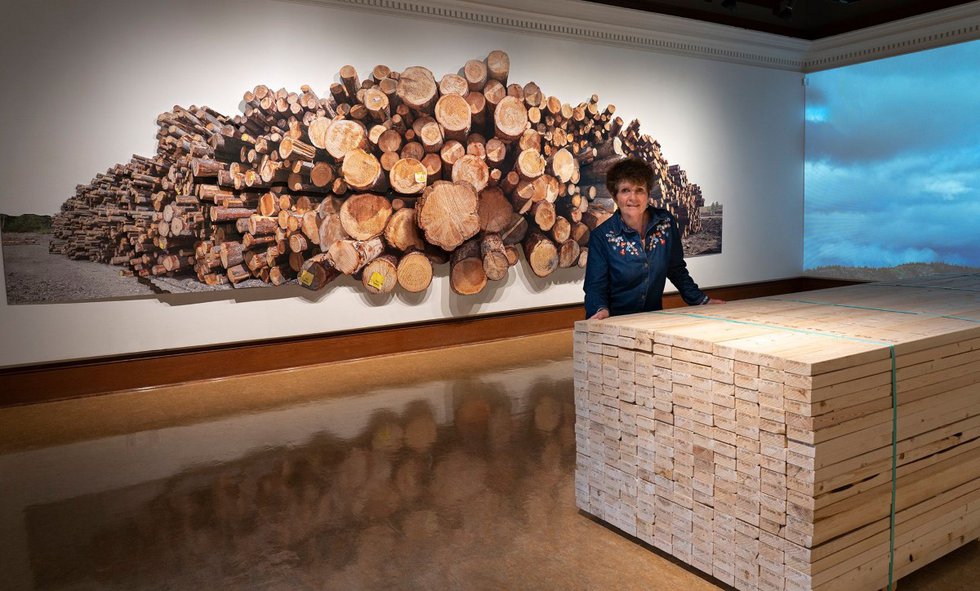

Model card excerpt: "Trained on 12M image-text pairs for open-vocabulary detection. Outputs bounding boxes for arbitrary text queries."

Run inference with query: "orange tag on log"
[299,270,314,287]
[368,272,385,290]
[414,171,427,184]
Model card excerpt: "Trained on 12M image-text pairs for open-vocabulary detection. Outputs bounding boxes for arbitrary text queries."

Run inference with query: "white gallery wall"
[0,0,807,367]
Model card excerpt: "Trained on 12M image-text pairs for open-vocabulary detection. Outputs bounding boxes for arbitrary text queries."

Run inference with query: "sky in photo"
[804,39,980,270]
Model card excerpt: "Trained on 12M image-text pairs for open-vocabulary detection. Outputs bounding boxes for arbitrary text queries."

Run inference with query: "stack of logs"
[50,50,705,295]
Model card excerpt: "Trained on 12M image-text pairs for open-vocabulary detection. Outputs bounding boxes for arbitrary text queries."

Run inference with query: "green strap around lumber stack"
[758,293,979,589]
[653,309,901,591]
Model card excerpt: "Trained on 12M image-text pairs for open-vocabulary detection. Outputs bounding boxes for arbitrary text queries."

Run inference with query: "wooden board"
[574,274,980,591]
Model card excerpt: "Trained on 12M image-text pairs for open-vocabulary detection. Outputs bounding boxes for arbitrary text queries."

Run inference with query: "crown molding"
[803,1,980,72]
[282,0,980,73]
[285,0,809,71]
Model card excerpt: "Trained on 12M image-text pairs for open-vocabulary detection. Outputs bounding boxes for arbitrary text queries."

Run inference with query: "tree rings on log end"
[397,66,438,112]
[450,257,487,295]
[397,251,433,293]
[323,119,368,161]
[524,233,559,278]
[361,254,398,294]
[340,193,392,240]
[416,180,480,251]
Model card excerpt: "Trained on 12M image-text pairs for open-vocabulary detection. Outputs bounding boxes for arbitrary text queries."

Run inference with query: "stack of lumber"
[574,273,980,591]
[49,50,707,294]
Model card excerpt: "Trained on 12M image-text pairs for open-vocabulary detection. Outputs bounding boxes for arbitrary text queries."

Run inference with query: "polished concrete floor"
[1,331,977,590]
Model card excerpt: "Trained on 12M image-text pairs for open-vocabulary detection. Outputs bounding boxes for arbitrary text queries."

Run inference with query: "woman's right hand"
[589,308,610,320]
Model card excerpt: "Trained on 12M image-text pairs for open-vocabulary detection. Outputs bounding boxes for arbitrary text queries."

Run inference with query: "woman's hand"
[707,298,726,305]
[590,308,610,320]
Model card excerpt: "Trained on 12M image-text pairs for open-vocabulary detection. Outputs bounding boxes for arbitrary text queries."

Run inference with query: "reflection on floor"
[0,331,977,590]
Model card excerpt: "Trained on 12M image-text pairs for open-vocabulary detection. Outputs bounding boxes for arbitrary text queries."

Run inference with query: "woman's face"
[614,179,649,218]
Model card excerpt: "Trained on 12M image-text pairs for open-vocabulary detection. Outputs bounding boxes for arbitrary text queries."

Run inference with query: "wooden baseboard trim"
[0,276,856,407]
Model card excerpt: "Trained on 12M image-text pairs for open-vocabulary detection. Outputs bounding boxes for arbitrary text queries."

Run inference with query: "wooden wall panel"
[0,277,856,407]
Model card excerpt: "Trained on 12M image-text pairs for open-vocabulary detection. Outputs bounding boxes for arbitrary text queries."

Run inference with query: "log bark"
[248,214,279,235]
[500,213,528,245]
[226,264,250,284]
[340,64,360,99]
[416,180,480,251]
[298,253,340,290]
[480,233,509,281]
[210,207,253,223]
[396,250,433,293]
[328,236,385,275]
[278,137,316,162]
[557,238,580,268]
[340,193,392,240]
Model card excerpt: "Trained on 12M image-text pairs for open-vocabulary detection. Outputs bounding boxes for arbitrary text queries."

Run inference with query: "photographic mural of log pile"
[49,50,705,295]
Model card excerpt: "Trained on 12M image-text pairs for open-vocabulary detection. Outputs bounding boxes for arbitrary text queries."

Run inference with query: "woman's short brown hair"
[605,157,654,195]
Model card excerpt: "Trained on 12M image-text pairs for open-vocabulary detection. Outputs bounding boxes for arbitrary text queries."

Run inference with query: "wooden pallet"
[574,273,980,591]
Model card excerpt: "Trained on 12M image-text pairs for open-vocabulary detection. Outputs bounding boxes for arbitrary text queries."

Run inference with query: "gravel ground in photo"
[2,233,155,304]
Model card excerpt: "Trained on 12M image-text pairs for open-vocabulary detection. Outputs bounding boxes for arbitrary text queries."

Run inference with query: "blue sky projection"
[804,39,980,270]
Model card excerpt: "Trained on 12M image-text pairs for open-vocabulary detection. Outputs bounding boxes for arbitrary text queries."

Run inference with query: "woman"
[584,158,723,319]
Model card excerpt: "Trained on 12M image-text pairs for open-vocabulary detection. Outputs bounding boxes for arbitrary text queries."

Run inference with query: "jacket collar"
[612,206,668,236]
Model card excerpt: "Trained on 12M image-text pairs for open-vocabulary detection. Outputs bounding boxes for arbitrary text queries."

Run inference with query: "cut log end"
[397,251,434,293]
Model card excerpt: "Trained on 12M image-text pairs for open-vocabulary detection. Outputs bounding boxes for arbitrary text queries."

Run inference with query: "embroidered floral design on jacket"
[605,229,641,257]
[645,218,671,252]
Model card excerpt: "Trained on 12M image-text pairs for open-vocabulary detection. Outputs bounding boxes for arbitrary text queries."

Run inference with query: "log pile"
[51,50,707,294]
[574,274,980,591]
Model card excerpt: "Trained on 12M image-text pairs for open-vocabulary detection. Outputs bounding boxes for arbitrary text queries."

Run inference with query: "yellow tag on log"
[368,271,386,290]
[299,270,314,287]
[414,171,427,184]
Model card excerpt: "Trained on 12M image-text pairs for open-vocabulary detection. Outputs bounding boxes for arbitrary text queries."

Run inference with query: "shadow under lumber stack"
[50,50,705,295]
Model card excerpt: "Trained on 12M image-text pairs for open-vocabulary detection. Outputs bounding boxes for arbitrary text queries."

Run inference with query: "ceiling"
[581,0,976,39]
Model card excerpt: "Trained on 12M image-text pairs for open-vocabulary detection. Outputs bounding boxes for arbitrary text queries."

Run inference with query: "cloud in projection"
[804,39,980,270]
